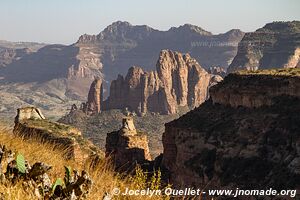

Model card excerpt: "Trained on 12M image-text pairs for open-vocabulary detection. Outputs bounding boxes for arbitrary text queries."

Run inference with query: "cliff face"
[162,69,300,190]
[228,21,300,72]
[210,72,300,108]
[104,50,222,115]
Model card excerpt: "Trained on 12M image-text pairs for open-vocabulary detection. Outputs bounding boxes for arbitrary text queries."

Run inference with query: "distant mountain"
[0,40,46,51]
[76,21,244,82]
[228,21,300,72]
[0,21,244,97]
[0,21,244,117]
[0,40,47,68]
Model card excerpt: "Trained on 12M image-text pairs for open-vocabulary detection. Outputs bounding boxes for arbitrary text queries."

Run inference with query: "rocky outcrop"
[210,71,300,108]
[15,107,45,122]
[13,107,103,163]
[228,21,300,72]
[208,66,226,78]
[82,79,103,114]
[105,117,151,170]
[104,50,222,115]
[162,68,300,191]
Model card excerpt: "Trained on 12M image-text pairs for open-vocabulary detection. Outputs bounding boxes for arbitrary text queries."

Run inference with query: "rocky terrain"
[59,49,221,156]
[162,68,300,190]
[85,50,222,115]
[106,117,151,170]
[77,21,244,82]
[13,107,103,163]
[59,108,188,157]
[0,21,243,118]
[228,21,300,72]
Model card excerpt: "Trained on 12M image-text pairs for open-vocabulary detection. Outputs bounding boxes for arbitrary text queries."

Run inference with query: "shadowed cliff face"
[162,69,300,190]
[228,21,300,72]
[101,50,222,115]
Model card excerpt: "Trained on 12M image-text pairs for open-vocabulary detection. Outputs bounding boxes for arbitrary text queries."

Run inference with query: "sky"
[0,0,299,44]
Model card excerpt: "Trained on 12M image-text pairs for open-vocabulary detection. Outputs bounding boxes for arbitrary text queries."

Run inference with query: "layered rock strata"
[228,21,300,72]
[162,69,300,191]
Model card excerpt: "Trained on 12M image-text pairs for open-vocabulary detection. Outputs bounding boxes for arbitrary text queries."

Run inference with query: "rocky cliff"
[103,50,222,115]
[105,117,151,170]
[162,68,300,190]
[210,69,300,108]
[228,21,300,72]
[83,79,103,114]
[13,107,103,163]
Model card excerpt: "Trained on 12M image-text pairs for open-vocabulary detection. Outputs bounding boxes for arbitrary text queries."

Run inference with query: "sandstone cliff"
[162,68,300,190]
[13,107,103,163]
[103,50,222,115]
[105,117,151,170]
[228,21,300,72]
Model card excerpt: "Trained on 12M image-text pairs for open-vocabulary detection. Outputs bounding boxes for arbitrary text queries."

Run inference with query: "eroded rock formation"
[15,107,45,123]
[83,79,103,114]
[104,50,222,115]
[13,107,103,163]
[105,117,151,170]
[162,69,300,190]
[228,21,300,72]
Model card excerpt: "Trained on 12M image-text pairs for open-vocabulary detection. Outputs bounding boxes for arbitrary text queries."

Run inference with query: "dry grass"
[0,124,167,200]
[235,68,300,77]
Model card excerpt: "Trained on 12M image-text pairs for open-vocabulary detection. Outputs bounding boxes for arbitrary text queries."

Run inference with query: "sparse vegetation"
[235,68,300,76]
[0,125,167,199]
[59,108,190,157]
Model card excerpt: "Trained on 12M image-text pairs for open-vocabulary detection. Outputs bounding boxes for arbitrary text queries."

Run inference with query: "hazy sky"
[0,0,299,44]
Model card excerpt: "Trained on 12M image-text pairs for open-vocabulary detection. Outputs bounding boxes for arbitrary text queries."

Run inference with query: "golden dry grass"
[0,124,168,200]
[235,68,300,77]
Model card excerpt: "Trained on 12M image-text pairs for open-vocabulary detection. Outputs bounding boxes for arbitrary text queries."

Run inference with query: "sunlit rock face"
[228,21,300,72]
[104,50,222,115]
